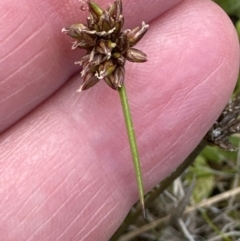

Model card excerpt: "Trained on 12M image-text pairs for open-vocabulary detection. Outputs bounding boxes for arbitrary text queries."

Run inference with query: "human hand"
[0,0,239,240]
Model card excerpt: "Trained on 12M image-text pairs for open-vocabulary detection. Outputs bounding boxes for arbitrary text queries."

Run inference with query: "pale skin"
[0,0,239,240]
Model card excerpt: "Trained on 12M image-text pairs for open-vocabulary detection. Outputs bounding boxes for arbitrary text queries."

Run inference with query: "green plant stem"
[118,84,145,218]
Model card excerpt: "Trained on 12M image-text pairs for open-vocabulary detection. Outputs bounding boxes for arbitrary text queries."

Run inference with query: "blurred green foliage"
[215,0,240,18]
[187,155,215,203]
[236,20,240,37]
[215,0,240,37]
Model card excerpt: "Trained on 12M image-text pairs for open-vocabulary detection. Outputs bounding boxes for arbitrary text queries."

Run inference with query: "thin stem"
[118,84,145,218]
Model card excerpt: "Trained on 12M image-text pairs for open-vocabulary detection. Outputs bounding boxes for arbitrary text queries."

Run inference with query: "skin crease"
[0,0,239,240]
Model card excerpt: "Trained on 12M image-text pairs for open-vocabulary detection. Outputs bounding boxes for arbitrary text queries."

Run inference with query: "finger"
[0,0,181,132]
[0,0,239,240]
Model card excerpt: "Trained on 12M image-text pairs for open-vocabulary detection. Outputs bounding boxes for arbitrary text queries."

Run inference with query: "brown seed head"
[62,0,149,91]
[205,92,240,151]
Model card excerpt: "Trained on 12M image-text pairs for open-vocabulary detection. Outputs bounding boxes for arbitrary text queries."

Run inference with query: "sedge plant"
[62,0,149,217]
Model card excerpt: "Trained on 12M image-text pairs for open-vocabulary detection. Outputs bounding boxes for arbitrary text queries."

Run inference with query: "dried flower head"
[205,93,240,151]
[62,0,149,91]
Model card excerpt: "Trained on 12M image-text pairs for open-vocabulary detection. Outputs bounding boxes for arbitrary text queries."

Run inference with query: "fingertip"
[124,0,239,188]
